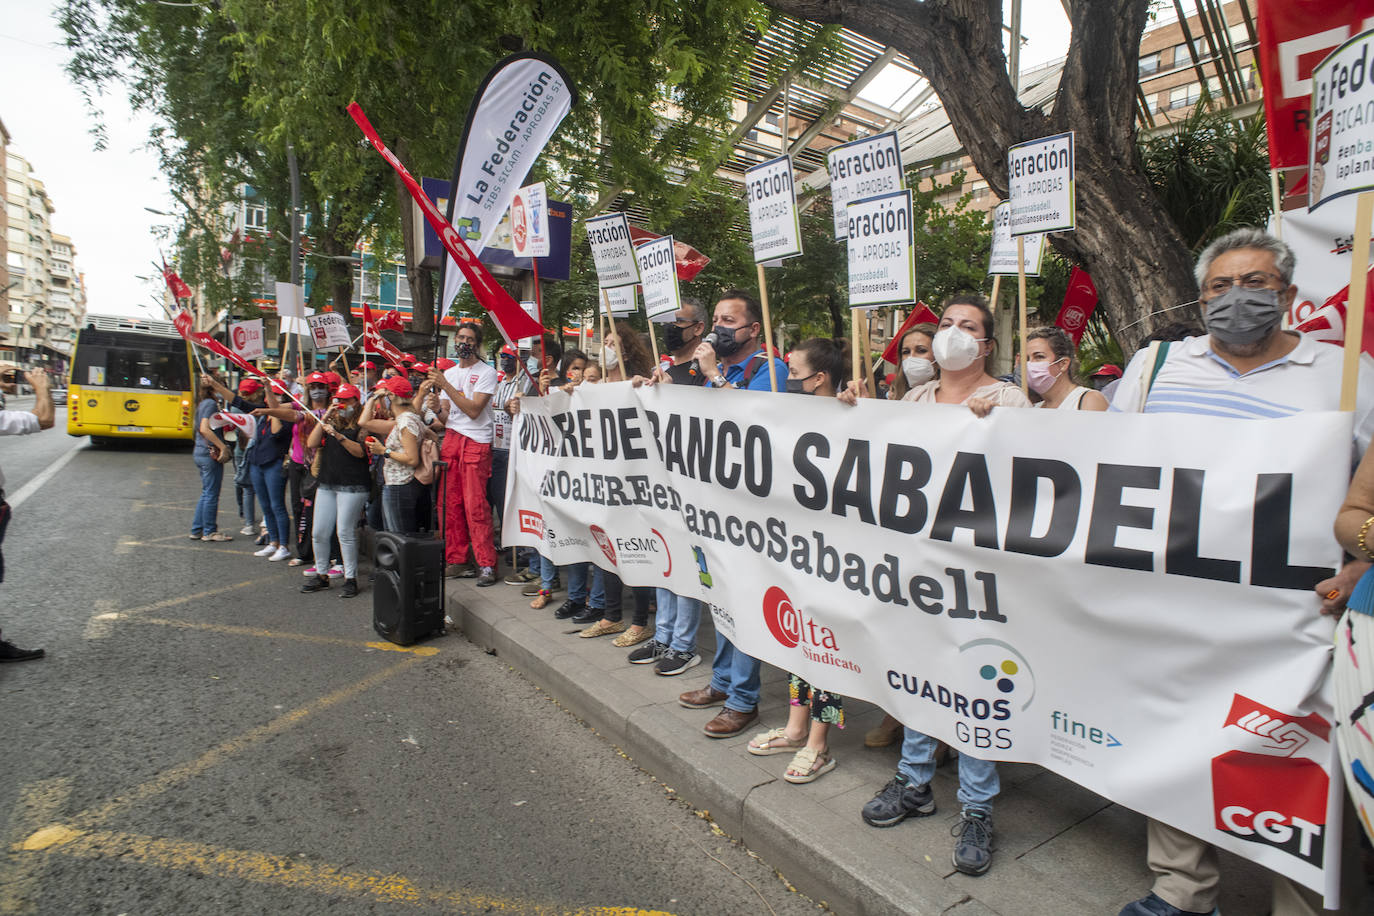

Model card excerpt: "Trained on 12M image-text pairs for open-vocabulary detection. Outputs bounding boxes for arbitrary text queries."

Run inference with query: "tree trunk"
[826,292,845,339]
[393,137,436,338]
[760,0,1202,355]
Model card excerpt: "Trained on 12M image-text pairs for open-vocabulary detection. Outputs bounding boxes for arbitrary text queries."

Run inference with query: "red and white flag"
[161,260,193,300]
[372,307,404,332]
[627,226,711,281]
[363,303,409,373]
[1054,267,1099,346]
[172,309,310,413]
[881,302,940,365]
[1293,266,1374,357]
[210,412,255,437]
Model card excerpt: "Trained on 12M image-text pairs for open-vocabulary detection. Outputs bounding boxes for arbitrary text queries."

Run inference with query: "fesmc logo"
[588,525,672,577]
[761,586,860,673]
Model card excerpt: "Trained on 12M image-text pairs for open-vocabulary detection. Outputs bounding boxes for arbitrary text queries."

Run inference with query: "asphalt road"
[0,422,826,915]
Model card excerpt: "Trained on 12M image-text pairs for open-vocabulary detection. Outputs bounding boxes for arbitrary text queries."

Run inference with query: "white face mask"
[932,326,985,372]
[603,346,619,370]
[901,356,936,387]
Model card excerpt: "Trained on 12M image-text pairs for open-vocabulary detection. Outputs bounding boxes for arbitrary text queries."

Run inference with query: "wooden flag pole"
[337,345,352,387]
[598,290,615,375]
[850,307,864,397]
[1016,236,1029,399]
[647,316,662,367]
[533,257,547,379]
[1270,169,1284,240]
[1341,192,1374,412]
[756,263,779,393]
[989,275,1002,311]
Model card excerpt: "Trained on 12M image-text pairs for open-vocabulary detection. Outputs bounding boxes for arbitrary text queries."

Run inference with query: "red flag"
[347,103,545,341]
[363,303,410,373]
[173,309,264,379]
[627,226,711,281]
[881,302,941,365]
[1054,267,1099,346]
[373,307,404,332]
[209,412,255,437]
[1293,264,1374,356]
[161,261,193,300]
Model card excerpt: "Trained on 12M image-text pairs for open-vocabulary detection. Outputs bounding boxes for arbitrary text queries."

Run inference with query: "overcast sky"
[0,3,1074,323]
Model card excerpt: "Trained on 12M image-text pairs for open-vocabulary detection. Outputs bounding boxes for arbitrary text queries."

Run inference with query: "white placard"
[229,319,265,361]
[274,282,306,319]
[745,154,803,263]
[1309,29,1374,209]
[1007,132,1075,236]
[517,300,539,349]
[828,131,905,239]
[846,190,916,309]
[988,202,1047,276]
[307,312,351,350]
[585,213,640,289]
[635,235,682,322]
[605,286,637,317]
[510,181,550,258]
[280,307,315,339]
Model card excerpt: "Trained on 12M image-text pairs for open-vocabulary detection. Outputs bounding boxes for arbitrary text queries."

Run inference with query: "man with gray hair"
[1111,227,1369,915]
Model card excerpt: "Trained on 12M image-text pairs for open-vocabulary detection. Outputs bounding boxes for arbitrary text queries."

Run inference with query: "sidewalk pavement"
[445,579,1274,916]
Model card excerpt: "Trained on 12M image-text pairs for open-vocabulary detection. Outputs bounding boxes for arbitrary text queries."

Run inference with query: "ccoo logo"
[589,525,617,566]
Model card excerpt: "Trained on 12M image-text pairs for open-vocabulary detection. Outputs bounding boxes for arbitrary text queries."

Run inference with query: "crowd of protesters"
[179,226,1370,915]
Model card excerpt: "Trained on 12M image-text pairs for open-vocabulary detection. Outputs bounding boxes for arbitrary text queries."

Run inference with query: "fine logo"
[232,325,248,350]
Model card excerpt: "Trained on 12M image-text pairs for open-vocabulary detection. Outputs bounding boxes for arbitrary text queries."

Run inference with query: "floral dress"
[789,675,843,727]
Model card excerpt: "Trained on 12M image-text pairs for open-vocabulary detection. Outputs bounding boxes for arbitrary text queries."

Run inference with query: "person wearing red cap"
[362,375,429,534]
[205,374,294,561]
[357,360,380,391]
[254,370,340,571]
[302,383,371,597]
[428,321,499,585]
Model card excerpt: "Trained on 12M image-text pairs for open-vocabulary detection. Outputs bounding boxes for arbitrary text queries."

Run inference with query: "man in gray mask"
[1111,227,1370,916]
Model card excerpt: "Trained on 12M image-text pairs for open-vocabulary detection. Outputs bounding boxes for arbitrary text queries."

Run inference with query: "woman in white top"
[1024,326,1108,411]
[902,294,1031,415]
[363,375,427,533]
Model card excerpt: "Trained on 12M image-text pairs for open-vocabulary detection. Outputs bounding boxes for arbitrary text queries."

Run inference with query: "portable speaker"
[372,530,445,645]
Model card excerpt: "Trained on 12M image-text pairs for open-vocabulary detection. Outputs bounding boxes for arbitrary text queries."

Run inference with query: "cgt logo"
[518,510,544,538]
[589,525,616,566]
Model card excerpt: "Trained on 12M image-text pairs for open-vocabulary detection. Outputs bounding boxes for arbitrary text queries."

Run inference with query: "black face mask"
[663,323,700,353]
[455,341,476,360]
[500,357,517,376]
[785,372,819,396]
[711,324,744,359]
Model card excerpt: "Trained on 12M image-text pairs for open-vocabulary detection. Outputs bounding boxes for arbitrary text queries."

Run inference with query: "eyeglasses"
[1203,272,1280,296]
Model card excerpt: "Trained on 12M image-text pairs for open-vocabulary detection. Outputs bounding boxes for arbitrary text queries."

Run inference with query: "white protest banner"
[1310,29,1374,209]
[518,300,539,349]
[274,282,306,319]
[280,307,314,339]
[605,285,637,317]
[585,213,640,289]
[745,154,803,263]
[635,235,681,322]
[438,53,576,314]
[307,312,351,350]
[845,190,915,309]
[828,131,905,239]
[510,181,550,258]
[229,319,265,361]
[988,202,1046,276]
[505,384,1350,896]
[1007,132,1075,235]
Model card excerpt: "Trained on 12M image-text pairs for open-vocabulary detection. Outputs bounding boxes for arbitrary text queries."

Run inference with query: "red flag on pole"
[363,303,410,373]
[161,260,193,300]
[880,302,940,365]
[627,226,711,281]
[347,102,545,341]
[1054,267,1099,346]
[1293,265,1374,357]
[173,309,313,413]
[373,307,404,333]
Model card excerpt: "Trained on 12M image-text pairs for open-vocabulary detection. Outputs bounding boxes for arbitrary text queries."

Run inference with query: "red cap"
[270,380,289,395]
[323,371,343,389]
[305,372,329,386]
[410,362,431,374]
[400,352,418,364]
[333,383,361,402]
[238,379,263,394]
[379,375,413,399]
[1093,364,1123,379]
[359,360,378,370]
[436,358,455,370]
[500,345,517,358]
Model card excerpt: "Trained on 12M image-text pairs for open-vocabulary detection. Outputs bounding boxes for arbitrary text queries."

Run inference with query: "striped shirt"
[1109,332,1374,453]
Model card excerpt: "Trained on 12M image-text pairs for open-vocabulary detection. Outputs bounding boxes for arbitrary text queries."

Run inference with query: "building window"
[52,242,70,257]
[1170,83,1201,109]
[244,203,268,232]
[1138,52,1161,76]
[6,251,23,271]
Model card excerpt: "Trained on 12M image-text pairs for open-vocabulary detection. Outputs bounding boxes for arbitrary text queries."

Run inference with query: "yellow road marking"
[68,657,422,830]
[122,616,440,656]
[119,541,243,554]
[114,579,259,618]
[132,500,199,511]
[83,599,118,639]
[0,778,74,915]
[17,827,674,915]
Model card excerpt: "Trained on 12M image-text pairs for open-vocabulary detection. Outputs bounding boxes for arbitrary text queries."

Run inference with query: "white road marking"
[7,440,86,510]
[83,600,119,640]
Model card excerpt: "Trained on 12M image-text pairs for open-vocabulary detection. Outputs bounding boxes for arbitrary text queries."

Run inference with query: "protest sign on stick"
[988,202,1045,276]
[229,319,265,362]
[745,155,805,393]
[827,131,904,240]
[307,312,351,350]
[586,212,640,375]
[636,234,683,365]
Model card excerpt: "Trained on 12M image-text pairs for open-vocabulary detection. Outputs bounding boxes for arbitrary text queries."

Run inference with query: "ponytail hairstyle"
[793,337,850,391]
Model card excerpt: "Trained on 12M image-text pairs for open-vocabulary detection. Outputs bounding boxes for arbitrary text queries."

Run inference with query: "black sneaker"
[553,599,585,620]
[475,567,497,587]
[951,809,995,875]
[0,639,45,663]
[627,639,669,664]
[861,774,936,827]
[654,650,701,676]
[570,606,601,625]
[339,578,359,599]
[301,575,330,594]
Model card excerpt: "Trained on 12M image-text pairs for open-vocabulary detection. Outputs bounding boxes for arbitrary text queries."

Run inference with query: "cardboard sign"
[828,131,905,239]
[517,300,539,349]
[510,181,550,258]
[1309,29,1374,209]
[229,319,265,361]
[585,213,640,289]
[274,282,305,319]
[988,202,1046,276]
[307,312,351,350]
[846,190,916,309]
[745,155,803,263]
[605,285,637,317]
[635,235,682,322]
[1007,132,1075,236]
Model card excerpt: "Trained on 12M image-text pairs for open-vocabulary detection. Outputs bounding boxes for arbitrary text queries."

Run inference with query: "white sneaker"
[269,546,291,561]
[253,545,276,557]
[302,565,318,577]
[239,524,256,535]
[327,564,344,579]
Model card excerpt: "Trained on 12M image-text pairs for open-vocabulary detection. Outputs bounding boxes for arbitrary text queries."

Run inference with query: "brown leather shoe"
[703,707,758,738]
[678,686,728,709]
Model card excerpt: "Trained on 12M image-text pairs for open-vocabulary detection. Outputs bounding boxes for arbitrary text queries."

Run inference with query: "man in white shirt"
[429,322,499,586]
[1113,228,1368,916]
[1,369,55,662]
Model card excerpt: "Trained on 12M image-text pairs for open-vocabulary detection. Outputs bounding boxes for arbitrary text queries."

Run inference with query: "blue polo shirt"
[722,348,789,392]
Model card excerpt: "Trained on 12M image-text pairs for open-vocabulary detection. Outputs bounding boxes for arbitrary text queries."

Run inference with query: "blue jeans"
[247,460,290,546]
[382,480,425,534]
[313,487,369,580]
[710,636,762,713]
[654,589,701,653]
[539,554,557,590]
[898,727,998,813]
[567,562,605,608]
[192,454,224,536]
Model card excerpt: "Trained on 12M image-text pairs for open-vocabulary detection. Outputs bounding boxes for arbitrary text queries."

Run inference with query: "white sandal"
[784,747,836,784]
[747,727,806,756]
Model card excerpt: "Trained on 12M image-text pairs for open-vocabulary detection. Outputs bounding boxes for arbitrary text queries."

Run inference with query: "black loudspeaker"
[372,531,445,645]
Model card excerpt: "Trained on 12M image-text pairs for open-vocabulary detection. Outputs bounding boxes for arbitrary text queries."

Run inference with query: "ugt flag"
[1054,267,1098,346]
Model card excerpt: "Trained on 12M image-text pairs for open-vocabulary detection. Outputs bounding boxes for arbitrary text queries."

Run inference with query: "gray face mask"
[1203,286,1284,348]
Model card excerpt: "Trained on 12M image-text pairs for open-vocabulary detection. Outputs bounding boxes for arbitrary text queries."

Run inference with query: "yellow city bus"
[67,315,196,443]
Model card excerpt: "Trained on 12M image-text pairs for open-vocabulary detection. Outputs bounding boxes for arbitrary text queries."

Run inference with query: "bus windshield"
[72,329,192,392]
